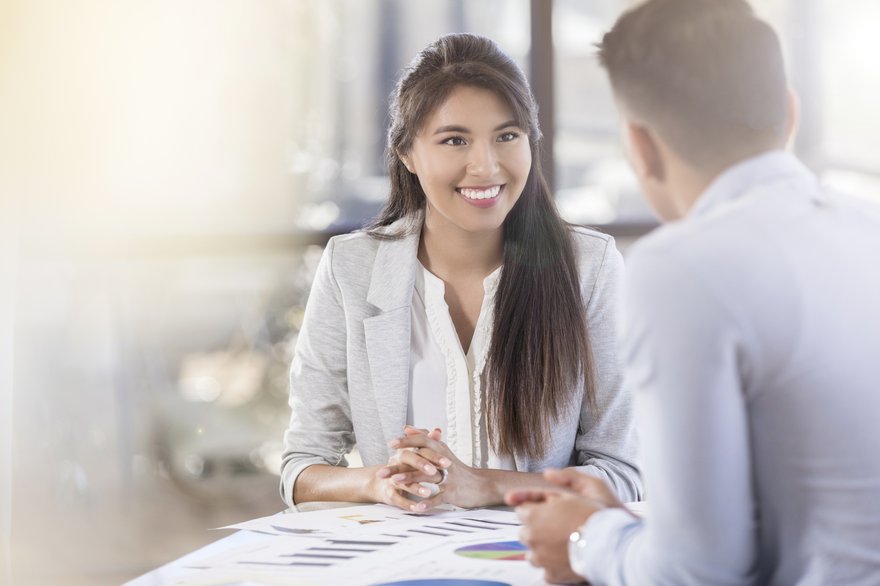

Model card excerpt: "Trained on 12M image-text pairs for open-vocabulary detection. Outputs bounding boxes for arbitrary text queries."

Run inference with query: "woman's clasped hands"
[372,425,488,512]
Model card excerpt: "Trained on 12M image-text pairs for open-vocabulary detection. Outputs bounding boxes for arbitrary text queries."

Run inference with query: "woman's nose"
[467,142,499,177]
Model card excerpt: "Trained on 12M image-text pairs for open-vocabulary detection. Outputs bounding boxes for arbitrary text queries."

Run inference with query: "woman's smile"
[457,184,505,208]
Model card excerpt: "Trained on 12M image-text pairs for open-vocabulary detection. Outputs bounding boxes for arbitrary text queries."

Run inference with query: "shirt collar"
[689,150,820,219]
[482,265,502,296]
[418,262,503,300]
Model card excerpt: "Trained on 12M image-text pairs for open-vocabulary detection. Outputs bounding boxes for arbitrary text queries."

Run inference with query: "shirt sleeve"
[279,238,356,508]
[572,241,758,585]
[572,237,643,503]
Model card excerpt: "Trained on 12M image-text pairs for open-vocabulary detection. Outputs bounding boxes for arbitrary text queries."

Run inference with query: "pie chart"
[453,540,528,561]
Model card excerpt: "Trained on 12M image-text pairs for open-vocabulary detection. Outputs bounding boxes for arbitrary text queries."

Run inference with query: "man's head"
[597,0,795,219]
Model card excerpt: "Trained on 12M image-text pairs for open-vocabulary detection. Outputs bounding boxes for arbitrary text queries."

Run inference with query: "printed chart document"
[175,505,549,585]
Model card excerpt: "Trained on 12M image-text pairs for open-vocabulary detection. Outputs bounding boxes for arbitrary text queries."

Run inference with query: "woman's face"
[402,85,532,237]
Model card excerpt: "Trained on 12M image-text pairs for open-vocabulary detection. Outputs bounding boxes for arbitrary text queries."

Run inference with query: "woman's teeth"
[459,185,502,200]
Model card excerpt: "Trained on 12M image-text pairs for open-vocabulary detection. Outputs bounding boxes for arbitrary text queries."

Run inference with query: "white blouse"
[407,262,515,470]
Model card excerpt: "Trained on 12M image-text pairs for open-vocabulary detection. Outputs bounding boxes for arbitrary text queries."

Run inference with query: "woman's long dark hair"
[368,33,595,460]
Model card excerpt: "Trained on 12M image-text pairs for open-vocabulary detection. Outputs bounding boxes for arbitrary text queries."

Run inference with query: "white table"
[128,502,646,585]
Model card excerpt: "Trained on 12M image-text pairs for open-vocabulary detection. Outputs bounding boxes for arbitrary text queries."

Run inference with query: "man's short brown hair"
[597,0,788,167]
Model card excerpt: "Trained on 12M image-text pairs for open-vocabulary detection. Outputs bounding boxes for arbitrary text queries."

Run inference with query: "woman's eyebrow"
[432,124,469,135]
[432,120,518,135]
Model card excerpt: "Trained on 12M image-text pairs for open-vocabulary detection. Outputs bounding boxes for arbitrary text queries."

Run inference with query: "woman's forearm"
[295,464,557,508]
[293,464,381,504]
[469,468,557,506]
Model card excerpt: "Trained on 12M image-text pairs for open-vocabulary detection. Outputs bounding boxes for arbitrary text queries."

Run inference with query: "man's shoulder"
[636,182,792,256]
[626,203,763,291]
[627,216,710,266]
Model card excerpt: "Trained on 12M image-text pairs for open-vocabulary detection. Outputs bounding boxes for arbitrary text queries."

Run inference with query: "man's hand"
[506,469,625,584]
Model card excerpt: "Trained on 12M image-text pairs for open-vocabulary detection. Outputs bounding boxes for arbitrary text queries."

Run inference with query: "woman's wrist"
[467,467,503,506]
[361,465,386,502]
[471,469,553,507]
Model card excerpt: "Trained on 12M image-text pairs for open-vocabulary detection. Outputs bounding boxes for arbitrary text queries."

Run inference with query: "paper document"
[183,505,546,585]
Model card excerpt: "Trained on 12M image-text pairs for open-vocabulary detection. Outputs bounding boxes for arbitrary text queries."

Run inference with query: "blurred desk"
[126,530,265,586]
[126,502,360,585]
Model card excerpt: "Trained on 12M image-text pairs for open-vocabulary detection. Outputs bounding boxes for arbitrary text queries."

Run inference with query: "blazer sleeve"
[572,236,644,502]
[279,238,356,508]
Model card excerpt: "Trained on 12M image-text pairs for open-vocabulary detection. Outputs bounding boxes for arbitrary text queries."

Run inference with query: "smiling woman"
[402,85,531,235]
[280,33,643,513]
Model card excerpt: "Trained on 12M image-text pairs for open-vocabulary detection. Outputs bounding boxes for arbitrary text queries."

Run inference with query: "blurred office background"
[1,0,878,583]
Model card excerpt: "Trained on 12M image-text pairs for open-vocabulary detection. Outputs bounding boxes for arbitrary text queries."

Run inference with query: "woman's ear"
[399,153,414,174]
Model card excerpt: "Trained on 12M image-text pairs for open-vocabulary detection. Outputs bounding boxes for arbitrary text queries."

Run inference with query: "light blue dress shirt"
[573,151,880,585]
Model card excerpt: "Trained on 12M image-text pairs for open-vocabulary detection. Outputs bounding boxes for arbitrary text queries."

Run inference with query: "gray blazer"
[280,217,642,507]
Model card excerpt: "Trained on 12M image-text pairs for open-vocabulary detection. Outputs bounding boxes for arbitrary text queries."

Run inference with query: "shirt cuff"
[571,506,644,583]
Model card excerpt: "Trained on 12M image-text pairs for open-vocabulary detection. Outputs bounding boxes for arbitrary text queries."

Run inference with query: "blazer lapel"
[364,219,420,443]
[364,309,411,443]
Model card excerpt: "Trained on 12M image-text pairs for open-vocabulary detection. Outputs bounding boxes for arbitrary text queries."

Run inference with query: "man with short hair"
[508,0,880,584]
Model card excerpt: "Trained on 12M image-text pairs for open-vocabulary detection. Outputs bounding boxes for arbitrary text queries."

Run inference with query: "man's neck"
[671,147,780,217]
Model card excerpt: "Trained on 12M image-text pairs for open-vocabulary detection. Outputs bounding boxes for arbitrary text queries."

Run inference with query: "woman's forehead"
[419,85,524,133]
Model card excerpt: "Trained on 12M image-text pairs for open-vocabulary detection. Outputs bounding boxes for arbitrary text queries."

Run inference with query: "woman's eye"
[442,136,467,146]
[498,132,520,142]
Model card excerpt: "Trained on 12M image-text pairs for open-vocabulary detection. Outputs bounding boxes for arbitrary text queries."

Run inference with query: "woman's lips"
[457,184,504,208]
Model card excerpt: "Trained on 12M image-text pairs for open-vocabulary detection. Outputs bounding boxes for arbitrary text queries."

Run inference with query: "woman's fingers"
[391,433,439,451]
[382,484,419,511]
[389,470,435,486]
[375,464,399,479]
[407,491,445,513]
[404,426,443,441]
[376,462,414,478]
[406,481,439,499]
[389,473,432,497]
[403,425,444,441]
[390,435,453,467]
[403,425,431,436]
[390,472,444,500]
[378,478,443,511]
[394,447,448,476]
[385,429,453,496]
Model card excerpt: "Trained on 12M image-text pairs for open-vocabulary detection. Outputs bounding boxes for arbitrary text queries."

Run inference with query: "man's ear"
[784,88,800,149]
[625,121,665,184]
